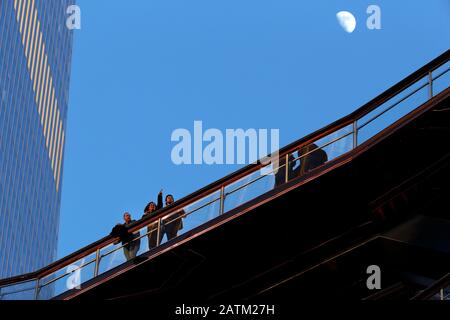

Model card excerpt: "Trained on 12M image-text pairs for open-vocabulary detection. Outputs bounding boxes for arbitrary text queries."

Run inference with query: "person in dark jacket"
[110,212,141,261]
[160,194,185,242]
[274,153,301,188]
[298,143,328,175]
[142,190,163,250]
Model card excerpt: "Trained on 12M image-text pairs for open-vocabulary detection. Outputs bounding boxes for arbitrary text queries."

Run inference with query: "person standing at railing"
[298,143,328,176]
[160,194,185,242]
[274,153,300,188]
[110,212,141,261]
[142,190,163,250]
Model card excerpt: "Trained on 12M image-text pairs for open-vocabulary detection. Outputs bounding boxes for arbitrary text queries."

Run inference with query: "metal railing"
[0,50,449,300]
[412,273,450,300]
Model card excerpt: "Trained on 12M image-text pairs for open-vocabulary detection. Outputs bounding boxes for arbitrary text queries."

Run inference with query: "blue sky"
[58,0,450,258]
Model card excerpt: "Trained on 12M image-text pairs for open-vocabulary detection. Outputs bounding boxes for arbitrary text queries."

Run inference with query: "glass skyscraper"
[0,0,74,279]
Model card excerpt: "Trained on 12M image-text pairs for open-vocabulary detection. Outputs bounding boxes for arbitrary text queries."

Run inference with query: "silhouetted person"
[142,190,163,250]
[298,143,328,175]
[274,153,301,187]
[161,194,185,242]
[110,212,141,261]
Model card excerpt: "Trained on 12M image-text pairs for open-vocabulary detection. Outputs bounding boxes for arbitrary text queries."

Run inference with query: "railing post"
[34,279,40,300]
[219,186,225,215]
[94,248,101,277]
[441,288,444,301]
[428,71,433,98]
[353,120,358,149]
[156,218,162,246]
[284,153,289,184]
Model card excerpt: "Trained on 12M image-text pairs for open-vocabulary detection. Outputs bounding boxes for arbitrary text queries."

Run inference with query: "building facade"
[0,0,74,279]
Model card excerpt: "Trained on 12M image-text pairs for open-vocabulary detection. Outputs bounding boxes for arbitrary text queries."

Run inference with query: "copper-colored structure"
[1,51,449,301]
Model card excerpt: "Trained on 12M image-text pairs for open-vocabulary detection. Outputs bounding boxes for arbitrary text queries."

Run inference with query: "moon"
[336,11,357,33]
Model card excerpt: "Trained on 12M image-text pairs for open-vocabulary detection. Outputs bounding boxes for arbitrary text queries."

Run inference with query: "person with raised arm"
[142,190,163,249]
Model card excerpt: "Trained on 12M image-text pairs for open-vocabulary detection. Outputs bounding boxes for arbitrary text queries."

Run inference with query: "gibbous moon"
[336,11,357,33]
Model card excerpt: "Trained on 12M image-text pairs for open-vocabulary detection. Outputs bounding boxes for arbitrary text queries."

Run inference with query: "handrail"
[0,50,448,292]
[412,273,450,300]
